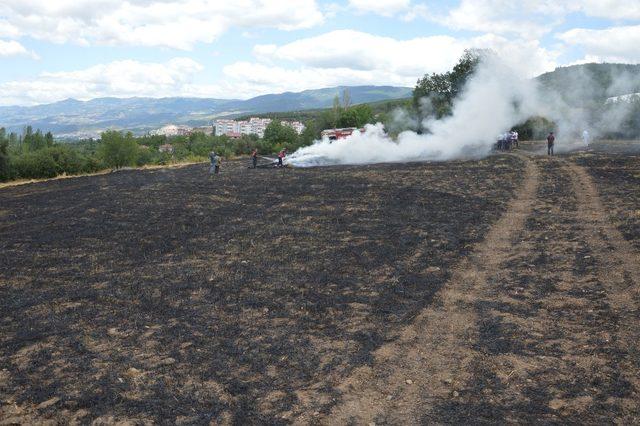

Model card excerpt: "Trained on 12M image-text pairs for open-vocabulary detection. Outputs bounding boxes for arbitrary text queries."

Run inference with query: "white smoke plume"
[287,56,640,167]
[287,55,542,167]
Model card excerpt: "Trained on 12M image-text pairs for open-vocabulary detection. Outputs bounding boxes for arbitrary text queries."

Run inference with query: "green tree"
[8,132,18,148]
[332,94,342,128]
[0,137,10,181]
[413,49,484,124]
[45,131,54,147]
[449,49,482,97]
[98,130,139,169]
[337,104,374,128]
[263,120,283,144]
[342,88,351,109]
[512,116,556,140]
[299,121,318,146]
[263,120,299,152]
[317,110,336,133]
[23,127,48,151]
[22,126,33,151]
[12,150,59,179]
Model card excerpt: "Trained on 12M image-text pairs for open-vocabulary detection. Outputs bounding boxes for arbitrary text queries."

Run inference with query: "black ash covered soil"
[574,150,640,251]
[0,156,522,424]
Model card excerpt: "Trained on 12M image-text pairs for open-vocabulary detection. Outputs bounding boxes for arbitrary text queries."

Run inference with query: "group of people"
[210,147,288,175]
[496,131,519,151]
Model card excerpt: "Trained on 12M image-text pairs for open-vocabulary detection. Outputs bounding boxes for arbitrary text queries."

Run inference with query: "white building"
[151,124,192,137]
[213,117,304,138]
[284,121,306,135]
[214,117,271,138]
[214,119,238,136]
[192,125,214,135]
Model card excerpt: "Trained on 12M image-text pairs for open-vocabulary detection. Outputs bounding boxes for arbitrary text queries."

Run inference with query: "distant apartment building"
[192,125,214,135]
[151,124,192,137]
[214,119,238,136]
[284,121,305,135]
[214,117,304,139]
[151,118,304,140]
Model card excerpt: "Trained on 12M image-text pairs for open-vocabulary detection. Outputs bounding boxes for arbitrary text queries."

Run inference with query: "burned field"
[574,149,640,251]
[0,156,523,423]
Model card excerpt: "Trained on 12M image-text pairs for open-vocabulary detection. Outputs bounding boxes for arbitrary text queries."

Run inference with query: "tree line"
[0,102,376,182]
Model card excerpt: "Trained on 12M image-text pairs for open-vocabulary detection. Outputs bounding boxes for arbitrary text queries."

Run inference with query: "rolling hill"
[535,63,640,106]
[0,86,412,138]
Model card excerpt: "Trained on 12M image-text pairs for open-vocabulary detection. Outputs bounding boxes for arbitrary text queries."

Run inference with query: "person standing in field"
[215,153,221,174]
[510,130,519,148]
[277,148,287,167]
[582,129,590,147]
[251,148,258,169]
[547,132,555,155]
[209,151,216,175]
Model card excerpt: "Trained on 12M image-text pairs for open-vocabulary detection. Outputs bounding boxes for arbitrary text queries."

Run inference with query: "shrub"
[0,140,10,181]
[12,150,59,179]
[82,155,105,173]
[98,131,139,169]
[46,145,84,175]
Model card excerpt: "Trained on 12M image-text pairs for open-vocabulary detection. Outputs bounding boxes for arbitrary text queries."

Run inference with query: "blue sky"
[0,0,638,105]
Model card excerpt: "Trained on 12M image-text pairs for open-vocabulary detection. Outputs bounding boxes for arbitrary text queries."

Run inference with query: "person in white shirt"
[582,130,590,147]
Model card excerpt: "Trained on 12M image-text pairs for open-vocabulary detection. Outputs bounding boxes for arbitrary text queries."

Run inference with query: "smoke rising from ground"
[540,65,640,146]
[288,55,540,167]
[287,58,640,167]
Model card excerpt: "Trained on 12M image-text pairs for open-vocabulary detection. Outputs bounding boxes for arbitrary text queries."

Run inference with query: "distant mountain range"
[3,64,639,139]
[0,86,412,138]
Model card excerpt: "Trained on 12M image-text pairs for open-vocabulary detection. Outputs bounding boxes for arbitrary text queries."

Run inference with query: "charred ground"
[1,156,522,424]
[1,142,639,424]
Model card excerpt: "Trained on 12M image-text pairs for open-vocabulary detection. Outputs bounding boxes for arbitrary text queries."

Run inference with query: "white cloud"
[254,30,466,76]
[348,0,411,16]
[441,0,559,39]
[470,34,559,76]
[346,0,430,20]
[0,0,324,49]
[576,0,640,20]
[0,58,224,106]
[402,4,429,22]
[558,25,640,63]
[0,39,38,58]
[440,0,640,39]
[0,20,20,38]
[222,62,414,98]
[252,30,557,80]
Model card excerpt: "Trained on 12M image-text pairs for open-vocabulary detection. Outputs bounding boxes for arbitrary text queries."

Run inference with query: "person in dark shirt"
[277,148,287,167]
[547,132,555,155]
[209,151,216,174]
[215,154,221,174]
[251,149,258,169]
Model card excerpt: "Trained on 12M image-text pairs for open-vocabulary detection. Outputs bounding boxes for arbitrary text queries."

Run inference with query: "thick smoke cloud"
[539,65,640,150]
[287,56,542,167]
[287,57,640,167]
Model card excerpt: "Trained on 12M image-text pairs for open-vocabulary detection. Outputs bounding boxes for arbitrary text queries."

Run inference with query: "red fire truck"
[320,127,365,141]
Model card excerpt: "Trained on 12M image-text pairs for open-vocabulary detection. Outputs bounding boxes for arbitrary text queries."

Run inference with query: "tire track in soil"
[430,156,640,424]
[299,154,540,425]
[565,160,640,414]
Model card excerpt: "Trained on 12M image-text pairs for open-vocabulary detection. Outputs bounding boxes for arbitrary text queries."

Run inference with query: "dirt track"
[318,148,640,424]
[1,142,640,424]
